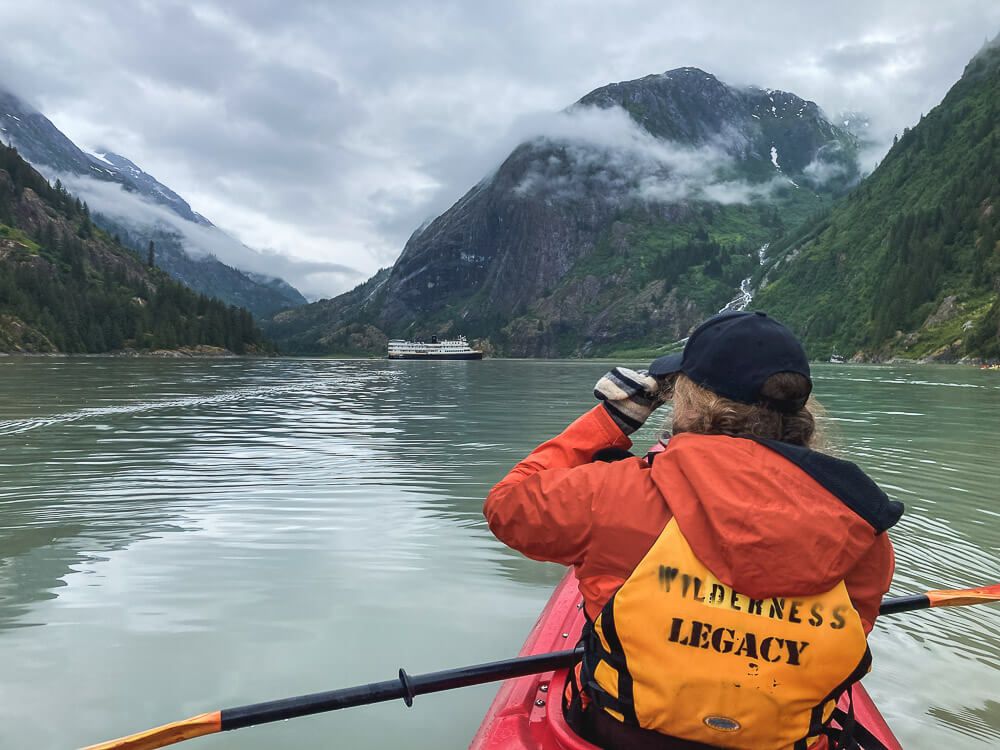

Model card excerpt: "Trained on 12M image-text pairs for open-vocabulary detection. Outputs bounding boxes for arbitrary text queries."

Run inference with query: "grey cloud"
[509,106,789,206]
[818,40,905,73]
[1,1,997,297]
[802,158,849,188]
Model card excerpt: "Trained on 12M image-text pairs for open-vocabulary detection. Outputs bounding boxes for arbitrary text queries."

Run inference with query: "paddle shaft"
[878,593,930,615]
[222,648,581,729]
[879,583,1000,615]
[82,583,1000,749]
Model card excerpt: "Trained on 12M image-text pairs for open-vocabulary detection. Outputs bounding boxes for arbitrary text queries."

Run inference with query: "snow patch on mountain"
[86,149,114,167]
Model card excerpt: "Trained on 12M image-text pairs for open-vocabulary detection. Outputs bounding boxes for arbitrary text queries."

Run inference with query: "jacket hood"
[649,433,902,600]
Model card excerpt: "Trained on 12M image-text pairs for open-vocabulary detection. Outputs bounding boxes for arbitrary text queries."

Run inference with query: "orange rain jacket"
[485,406,898,633]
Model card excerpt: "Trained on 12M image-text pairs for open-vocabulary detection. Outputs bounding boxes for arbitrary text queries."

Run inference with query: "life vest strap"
[804,644,873,741]
[580,617,639,726]
[805,685,892,750]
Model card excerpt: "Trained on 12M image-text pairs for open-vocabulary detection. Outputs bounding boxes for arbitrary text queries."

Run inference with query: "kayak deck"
[470,570,902,750]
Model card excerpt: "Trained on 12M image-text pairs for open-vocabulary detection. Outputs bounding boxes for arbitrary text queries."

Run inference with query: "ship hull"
[387,352,484,360]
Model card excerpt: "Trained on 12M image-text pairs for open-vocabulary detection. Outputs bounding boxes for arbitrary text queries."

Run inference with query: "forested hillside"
[0,143,270,354]
[756,40,1000,361]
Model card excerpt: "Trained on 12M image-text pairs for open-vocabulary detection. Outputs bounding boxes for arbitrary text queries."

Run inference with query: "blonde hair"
[667,372,826,449]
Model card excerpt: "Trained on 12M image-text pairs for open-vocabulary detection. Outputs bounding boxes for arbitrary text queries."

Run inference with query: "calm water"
[0,358,997,749]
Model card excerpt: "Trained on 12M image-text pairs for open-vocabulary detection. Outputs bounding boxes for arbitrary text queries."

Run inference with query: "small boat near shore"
[470,570,903,750]
[387,336,483,360]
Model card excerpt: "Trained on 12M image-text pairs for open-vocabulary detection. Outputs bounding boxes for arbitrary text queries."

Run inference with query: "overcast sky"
[1,1,998,298]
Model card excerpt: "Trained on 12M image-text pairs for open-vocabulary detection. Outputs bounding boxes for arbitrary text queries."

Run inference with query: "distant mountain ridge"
[0,88,306,317]
[267,67,859,356]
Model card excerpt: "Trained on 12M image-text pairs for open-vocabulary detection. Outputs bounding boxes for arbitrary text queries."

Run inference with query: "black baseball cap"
[649,310,811,412]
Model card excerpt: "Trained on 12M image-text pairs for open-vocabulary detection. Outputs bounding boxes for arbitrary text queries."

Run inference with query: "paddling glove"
[594,367,665,435]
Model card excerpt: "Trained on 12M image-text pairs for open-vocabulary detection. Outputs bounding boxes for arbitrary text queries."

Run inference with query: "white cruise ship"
[387,335,484,360]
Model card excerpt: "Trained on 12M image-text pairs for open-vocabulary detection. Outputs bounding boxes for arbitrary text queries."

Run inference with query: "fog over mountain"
[0,87,323,314]
[57,173,358,299]
[1,1,997,296]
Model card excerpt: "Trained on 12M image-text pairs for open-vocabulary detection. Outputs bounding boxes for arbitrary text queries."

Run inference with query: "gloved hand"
[594,367,667,435]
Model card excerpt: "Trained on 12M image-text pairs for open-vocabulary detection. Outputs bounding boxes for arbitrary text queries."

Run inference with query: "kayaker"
[484,311,902,750]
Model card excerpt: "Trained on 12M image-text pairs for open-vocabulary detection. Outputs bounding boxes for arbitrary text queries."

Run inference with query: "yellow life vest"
[581,518,871,750]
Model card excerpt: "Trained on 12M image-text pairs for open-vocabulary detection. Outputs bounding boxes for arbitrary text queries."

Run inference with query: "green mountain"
[755,39,1000,361]
[0,142,270,354]
[266,68,860,356]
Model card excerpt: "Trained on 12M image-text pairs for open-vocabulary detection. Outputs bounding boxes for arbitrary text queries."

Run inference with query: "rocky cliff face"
[267,68,859,356]
[0,88,305,318]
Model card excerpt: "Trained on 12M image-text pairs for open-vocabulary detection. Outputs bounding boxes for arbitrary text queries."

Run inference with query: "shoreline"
[0,345,270,359]
[1,351,996,367]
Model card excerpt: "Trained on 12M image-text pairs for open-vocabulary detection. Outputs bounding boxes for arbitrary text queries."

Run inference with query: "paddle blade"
[927,583,1000,609]
[80,711,221,750]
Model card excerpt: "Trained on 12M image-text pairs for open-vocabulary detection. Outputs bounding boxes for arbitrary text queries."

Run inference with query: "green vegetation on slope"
[417,193,828,358]
[0,143,270,354]
[526,191,828,358]
[755,43,1000,361]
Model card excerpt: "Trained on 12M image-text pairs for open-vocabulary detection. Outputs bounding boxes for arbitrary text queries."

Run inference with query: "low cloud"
[802,159,849,188]
[700,179,788,205]
[1,1,996,296]
[799,142,853,188]
[58,175,364,299]
[509,105,789,206]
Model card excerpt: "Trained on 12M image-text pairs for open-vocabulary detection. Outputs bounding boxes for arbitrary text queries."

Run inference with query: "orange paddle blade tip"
[927,583,1000,609]
[80,711,221,750]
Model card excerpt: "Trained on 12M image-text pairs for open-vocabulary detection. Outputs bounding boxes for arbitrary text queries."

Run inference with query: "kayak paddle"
[81,583,1000,750]
[81,649,581,750]
[877,582,1000,615]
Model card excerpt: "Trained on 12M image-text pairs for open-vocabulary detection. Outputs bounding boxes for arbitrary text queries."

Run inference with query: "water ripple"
[0,359,997,749]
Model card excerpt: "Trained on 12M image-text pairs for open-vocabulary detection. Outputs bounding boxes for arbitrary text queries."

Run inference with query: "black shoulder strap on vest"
[748,437,904,534]
[579,613,640,726]
[811,686,892,750]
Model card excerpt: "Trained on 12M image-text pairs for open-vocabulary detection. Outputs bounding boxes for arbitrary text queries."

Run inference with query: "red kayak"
[470,571,903,750]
